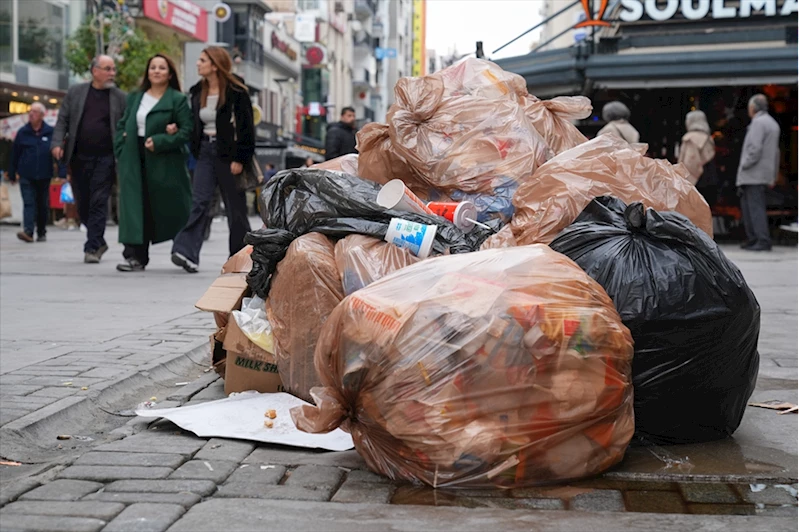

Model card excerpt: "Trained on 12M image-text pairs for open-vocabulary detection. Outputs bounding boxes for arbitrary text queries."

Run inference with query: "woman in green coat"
[114,54,193,272]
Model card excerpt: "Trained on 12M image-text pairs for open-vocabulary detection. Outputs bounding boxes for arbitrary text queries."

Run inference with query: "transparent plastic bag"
[523,95,591,155]
[511,135,713,245]
[60,182,74,204]
[551,197,759,445]
[313,154,360,176]
[230,295,274,353]
[292,246,634,488]
[334,234,421,296]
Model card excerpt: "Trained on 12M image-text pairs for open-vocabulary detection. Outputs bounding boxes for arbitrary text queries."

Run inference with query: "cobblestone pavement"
[1,220,796,530]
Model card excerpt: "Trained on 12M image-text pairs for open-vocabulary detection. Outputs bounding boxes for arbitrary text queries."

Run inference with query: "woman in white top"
[113,54,193,272]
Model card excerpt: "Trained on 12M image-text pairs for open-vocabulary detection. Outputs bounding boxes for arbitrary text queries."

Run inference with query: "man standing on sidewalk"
[9,102,58,243]
[737,93,781,252]
[324,107,358,161]
[51,55,126,263]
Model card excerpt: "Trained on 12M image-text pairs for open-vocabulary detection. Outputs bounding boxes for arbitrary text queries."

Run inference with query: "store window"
[226,5,265,66]
[0,0,11,74]
[19,0,65,70]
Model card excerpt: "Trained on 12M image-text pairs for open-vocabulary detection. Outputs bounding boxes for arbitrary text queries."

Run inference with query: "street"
[0,221,796,531]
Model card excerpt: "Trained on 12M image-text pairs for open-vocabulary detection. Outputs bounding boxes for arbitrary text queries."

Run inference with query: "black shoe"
[17,231,33,243]
[745,243,772,252]
[171,252,199,273]
[37,234,46,242]
[117,259,146,272]
[740,241,755,249]
[97,244,109,260]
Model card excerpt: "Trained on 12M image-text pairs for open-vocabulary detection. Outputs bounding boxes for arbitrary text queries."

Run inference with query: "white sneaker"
[171,252,199,273]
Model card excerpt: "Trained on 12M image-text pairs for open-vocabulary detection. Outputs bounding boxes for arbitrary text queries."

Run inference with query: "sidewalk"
[0,220,796,530]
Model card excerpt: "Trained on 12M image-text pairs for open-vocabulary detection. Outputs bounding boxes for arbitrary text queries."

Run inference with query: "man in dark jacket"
[10,102,58,242]
[324,107,357,160]
[51,55,126,264]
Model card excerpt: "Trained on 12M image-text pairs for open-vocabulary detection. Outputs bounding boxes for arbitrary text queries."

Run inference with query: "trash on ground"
[0,460,22,466]
[135,391,353,451]
[292,246,634,488]
[231,295,274,353]
[551,197,759,445]
[749,401,799,414]
[56,435,71,440]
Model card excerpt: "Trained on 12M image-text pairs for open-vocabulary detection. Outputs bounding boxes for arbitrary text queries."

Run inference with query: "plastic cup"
[384,217,437,259]
[377,179,434,215]
[427,201,478,232]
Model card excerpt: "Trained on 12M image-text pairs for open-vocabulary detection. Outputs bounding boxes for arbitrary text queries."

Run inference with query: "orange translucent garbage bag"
[524,95,591,155]
[436,57,529,101]
[334,235,421,296]
[292,246,635,488]
[387,74,550,194]
[354,122,430,195]
[267,233,344,403]
[313,154,359,176]
[511,135,713,245]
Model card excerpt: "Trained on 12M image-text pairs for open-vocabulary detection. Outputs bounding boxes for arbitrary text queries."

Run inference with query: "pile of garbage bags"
[213,57,760,489]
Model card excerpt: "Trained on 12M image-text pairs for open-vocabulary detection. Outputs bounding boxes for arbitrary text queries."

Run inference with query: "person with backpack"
[678,110,717,206]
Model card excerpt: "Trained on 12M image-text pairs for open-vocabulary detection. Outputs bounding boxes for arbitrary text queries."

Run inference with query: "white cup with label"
[384,217,437,259]
[377,179,434,215]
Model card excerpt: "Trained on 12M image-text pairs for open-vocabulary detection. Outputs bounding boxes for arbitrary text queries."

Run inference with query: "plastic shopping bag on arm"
[550,197,759,445]
[510,134,713,245]
[292,246,635,488]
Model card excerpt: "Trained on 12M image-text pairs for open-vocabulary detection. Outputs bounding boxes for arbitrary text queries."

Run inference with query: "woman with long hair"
[170,46,255,273]
[114,54,192,271]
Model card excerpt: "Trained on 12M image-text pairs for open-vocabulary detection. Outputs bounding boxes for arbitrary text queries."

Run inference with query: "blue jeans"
[20,179,49,237]
[172,139,250,264]
[71,152,115,253]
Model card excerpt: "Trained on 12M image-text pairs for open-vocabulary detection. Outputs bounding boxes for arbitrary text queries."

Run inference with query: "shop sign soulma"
[578,0,797,26]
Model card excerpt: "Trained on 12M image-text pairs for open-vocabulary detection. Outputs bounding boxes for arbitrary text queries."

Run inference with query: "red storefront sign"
[142,0,208,42]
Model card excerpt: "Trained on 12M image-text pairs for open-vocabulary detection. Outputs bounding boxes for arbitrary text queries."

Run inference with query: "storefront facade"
[495,1,798,225]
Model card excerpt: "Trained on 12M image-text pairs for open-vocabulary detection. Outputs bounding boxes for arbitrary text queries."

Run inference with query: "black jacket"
[324,121,357,160]
[189,78,255,165]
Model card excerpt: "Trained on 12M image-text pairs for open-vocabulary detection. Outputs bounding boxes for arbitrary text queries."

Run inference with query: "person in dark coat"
[113,54,193,272]
[171,46,255,273]
[10,102,57,242]
[51,55,127,264]
[324,106,357,160]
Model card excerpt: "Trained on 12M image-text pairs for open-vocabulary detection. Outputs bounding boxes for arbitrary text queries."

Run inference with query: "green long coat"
[114,88,192,245]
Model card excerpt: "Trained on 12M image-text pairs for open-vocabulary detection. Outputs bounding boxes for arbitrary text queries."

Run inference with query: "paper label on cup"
[388,219,429,256]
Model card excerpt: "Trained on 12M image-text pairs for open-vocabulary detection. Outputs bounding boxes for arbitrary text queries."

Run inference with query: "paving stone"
[0,384,43,396]
[773,358,798,367]
[570,490,626,512]
[285,465,344,491]
[76,452,187,468]
[345,470,390,484]
[104,480,217,497]
[94,430,206,456]
[194,439,255,463]
[243,447,367,469]
[331,481,393,504]
[20,376,106,387]
[20,479,104,501]
[103,503,185,532]
[28,387,80,399]
[756,506,799,517]
[1,500,125,520]
[10,368,83,376]
[83,492,202,509]
[735,484,798,505]
[679,483,740,504]
[0,408,31,425]
[78,367,128,379]
[224,464,287,485]
[687,504,756,515]
[185,382,226,403]
[215,484,333,501]
[625,490,686,513]
[0,374,34,384]
[1,397,58,409]
[169,460,238,484]
[0,514,106,532]
[0,478,40,506]
[59,465,174,482]
[513,498,566,510]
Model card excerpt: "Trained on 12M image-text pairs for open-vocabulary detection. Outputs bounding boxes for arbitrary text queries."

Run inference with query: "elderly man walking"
[9,102,58,243]
[51,55,126,263]
[737,94,781,252]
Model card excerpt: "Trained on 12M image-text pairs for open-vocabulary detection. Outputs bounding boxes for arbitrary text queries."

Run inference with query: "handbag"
[231,109,263,192]
[0,183,11,219]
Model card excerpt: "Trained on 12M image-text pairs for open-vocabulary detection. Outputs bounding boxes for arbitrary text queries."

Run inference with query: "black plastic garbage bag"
[550,196,760,445]
[245,169,500,298]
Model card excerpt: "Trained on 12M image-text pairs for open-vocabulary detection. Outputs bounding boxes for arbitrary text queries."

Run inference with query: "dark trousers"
[740,184,771,247]
[122,138,154,265]
[172,139,250,264]
[20,179,50,237]
[71,152,115,253]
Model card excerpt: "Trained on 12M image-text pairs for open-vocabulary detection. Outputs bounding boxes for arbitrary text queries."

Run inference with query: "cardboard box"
[222,318,283,395]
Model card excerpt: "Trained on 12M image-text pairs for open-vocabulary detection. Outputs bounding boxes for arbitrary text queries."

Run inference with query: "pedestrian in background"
[304,157,314,167]
[324,106,357,160]
[597,101,640,144]
[678,110,717,206]
[10,102,59,243]
[171,46,255,273]
[737,93,781,252]
[51,55,126,264]
[114,54,192,272]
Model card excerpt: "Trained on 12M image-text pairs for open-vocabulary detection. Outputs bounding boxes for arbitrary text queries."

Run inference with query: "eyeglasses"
[97,66,116,72]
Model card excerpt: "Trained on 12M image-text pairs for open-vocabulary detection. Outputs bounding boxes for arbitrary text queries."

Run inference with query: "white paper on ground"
[135,391,354,451]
